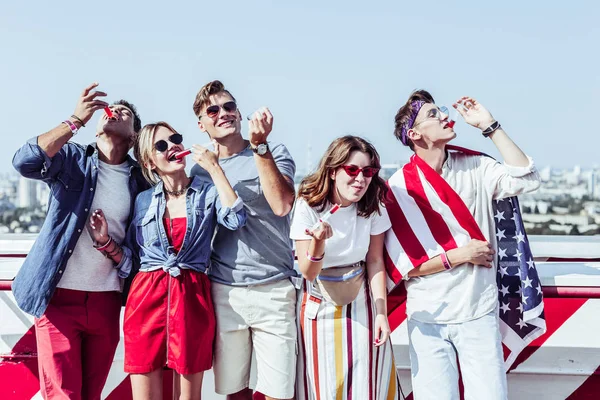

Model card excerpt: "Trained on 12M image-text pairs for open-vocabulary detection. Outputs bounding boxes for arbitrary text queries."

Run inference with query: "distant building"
[537,201,551,214]
[522,213,592,226]
[380,163,403,181]
[539,166,552,182]
[18,177,38,209]
[36,182,49,208]
[589,171,598,200]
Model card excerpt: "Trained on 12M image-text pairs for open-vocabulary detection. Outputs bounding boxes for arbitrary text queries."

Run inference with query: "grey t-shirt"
[190,141,296,286]
[58,160,131,292]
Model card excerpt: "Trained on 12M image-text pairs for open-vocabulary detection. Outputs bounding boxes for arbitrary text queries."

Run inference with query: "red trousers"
[34,288,121,400]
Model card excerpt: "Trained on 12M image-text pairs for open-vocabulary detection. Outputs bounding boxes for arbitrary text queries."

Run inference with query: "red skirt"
[124,269,215,375]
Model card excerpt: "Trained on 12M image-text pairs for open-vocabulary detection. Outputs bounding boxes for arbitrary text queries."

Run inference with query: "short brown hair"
[298,135,388,218]
[192,80,237,118]
[393,90,435,150]
[134,121,180,185]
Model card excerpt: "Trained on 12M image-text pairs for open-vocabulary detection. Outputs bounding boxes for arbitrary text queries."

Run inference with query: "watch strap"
[482,121,501,137]
[251,143,269,154]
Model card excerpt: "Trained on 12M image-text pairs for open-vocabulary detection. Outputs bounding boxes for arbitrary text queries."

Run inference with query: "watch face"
[256,143,268,155]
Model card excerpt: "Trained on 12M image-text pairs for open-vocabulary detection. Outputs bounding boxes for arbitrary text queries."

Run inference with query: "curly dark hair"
[113,99,141,133]
[298,135,388,218]
[393,90,435,150]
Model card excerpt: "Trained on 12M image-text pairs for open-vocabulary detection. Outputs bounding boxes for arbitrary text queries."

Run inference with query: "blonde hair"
[134,121,180,185]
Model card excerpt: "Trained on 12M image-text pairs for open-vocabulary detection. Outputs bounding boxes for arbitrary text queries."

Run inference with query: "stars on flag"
[498,247,508,260]
[515,248,523,262]
[536,284,543,296]
[517,318,528,329]
[513,231,525,243]
[496,229,506,241]
[516,286,523,296]
[495,210,505,222]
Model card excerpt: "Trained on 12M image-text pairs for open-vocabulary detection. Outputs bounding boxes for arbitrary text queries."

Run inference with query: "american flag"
[493,195,546,368]
[384,146,546,370]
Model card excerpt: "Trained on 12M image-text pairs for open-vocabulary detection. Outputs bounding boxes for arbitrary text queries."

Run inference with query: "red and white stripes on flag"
[383,145,546,370]
[384,146,485,284]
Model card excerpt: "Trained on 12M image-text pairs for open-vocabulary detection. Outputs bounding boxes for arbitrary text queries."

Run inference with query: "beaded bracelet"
[106,245,122,258]
[306,251,324,262]
[440,251,452,270]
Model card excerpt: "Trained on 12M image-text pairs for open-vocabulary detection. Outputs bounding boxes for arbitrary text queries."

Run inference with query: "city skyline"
[2,160,598,237]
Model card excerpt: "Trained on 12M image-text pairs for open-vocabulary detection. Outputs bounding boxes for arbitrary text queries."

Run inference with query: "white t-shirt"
[58,160,132,292]
[290,198,391,268]
[401,152,541,324]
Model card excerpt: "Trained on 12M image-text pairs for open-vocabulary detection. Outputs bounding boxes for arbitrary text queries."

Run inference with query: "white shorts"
[211,279,297,399]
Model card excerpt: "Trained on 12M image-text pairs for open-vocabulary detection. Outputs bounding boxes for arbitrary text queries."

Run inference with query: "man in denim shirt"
[11,82,148,400]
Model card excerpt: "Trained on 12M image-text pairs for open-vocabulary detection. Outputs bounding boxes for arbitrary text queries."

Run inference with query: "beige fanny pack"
[315,261,365,306]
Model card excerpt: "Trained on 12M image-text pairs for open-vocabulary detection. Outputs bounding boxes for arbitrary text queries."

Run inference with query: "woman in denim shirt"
[88,121,246,400]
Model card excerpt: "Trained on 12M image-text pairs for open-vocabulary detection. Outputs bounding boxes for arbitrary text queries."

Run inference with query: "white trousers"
[407,309,508,400]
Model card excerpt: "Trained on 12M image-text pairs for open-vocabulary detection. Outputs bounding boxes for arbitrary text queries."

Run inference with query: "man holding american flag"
[384,90,544,399]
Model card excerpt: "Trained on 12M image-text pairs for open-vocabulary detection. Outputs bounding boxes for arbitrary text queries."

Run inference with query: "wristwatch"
[251,143,270,156]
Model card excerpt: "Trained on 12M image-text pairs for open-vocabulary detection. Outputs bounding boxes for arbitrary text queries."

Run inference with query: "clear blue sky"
[1,1,598,175]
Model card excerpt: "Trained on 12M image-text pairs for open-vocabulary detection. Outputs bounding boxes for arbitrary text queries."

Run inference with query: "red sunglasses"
[341,165,380,178]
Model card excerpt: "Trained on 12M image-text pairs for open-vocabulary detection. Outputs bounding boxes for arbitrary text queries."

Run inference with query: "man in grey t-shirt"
[191,80,297,400]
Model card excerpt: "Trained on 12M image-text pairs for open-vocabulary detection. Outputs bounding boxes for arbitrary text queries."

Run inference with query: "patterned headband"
[400,100,426,146]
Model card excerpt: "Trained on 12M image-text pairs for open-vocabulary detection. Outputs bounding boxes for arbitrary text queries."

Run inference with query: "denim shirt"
[11,137,149,318]
[116,176,246,278]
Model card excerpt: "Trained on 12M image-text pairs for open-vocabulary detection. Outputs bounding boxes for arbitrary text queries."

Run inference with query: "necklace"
[164,179,191,197]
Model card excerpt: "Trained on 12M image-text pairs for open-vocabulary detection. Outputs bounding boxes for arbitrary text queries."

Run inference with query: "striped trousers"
[296,279,403,400]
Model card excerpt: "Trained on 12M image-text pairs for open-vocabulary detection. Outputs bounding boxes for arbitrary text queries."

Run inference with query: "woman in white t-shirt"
[290,135,402,400]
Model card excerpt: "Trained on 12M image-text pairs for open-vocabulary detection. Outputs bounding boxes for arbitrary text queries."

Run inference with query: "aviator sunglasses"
[154,133,183,152]
[341,165,380,178]
[201,101,238,119]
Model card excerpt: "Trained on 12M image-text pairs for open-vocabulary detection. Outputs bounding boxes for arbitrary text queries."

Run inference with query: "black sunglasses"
[202,101,238,119]
[154,133,183,152]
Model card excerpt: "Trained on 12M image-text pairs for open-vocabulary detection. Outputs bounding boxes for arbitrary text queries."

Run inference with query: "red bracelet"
[306,251,324,262]
[95,236,113,251]
[440,251,452,270]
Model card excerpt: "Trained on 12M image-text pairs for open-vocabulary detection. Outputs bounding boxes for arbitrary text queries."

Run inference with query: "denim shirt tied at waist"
[116,176,246,278]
